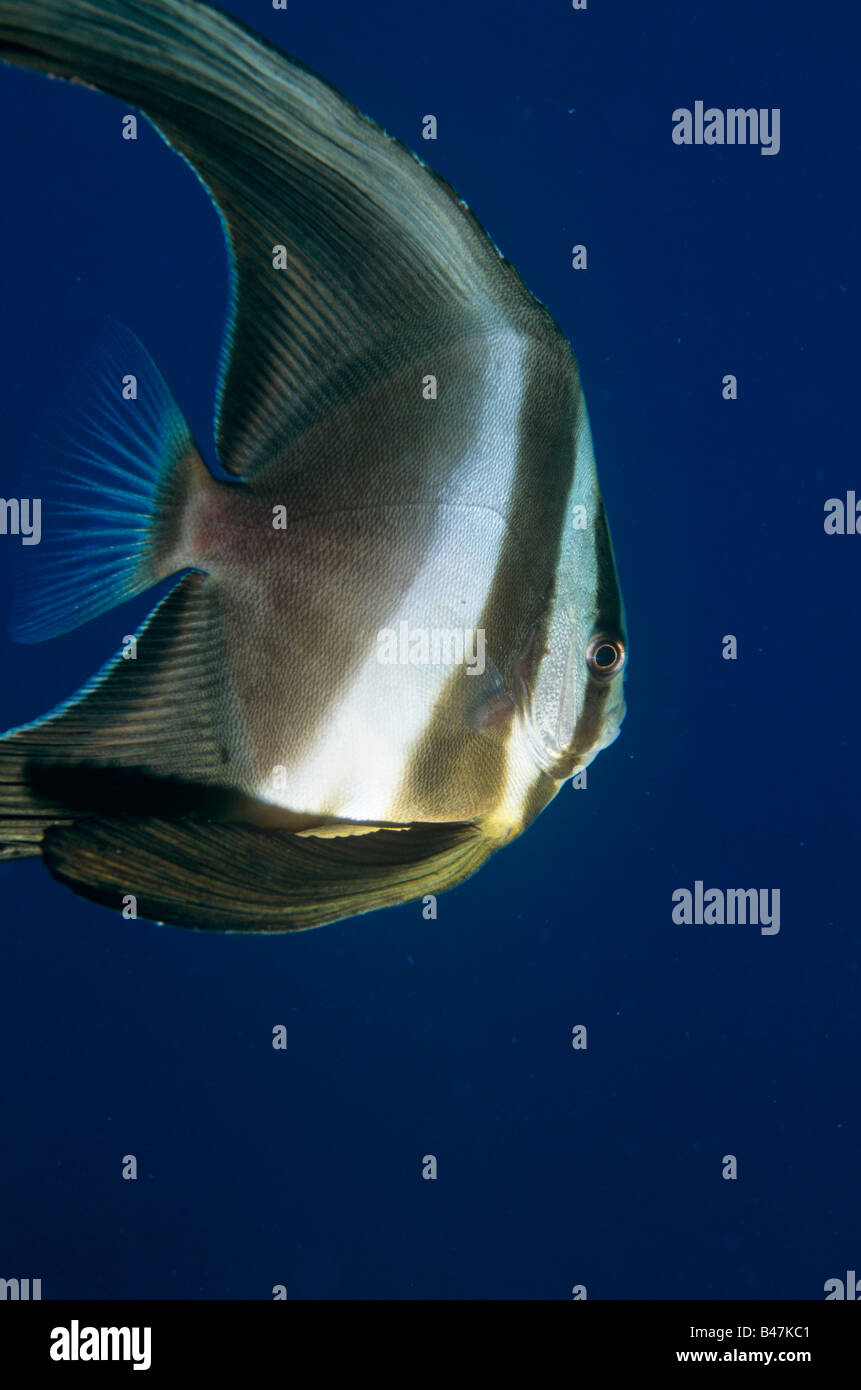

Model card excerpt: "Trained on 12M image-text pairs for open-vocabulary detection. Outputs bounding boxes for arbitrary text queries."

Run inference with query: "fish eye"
[586,634,626,680]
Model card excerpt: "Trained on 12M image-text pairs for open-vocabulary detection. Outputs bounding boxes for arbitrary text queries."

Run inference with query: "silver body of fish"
[0,0,626,930]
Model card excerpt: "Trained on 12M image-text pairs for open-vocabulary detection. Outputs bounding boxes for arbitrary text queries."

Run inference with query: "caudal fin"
[0,573,226,861]
[10,319,208,643]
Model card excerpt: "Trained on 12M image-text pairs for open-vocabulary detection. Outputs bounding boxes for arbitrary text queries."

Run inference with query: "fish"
[0,0,627,932]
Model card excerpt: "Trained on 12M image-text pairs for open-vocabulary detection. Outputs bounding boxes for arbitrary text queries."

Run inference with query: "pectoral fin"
[40,816,496,932]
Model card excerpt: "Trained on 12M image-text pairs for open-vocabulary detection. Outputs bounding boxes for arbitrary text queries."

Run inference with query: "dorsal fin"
[0,0,563,475]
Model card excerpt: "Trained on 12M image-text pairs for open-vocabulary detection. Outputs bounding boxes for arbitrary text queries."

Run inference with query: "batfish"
[0,0,627,931]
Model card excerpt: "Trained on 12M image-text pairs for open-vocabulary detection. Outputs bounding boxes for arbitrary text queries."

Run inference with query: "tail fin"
[0,573,224,861]
[10,319,207,642]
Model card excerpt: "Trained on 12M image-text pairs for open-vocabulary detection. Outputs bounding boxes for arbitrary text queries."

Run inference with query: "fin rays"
[41,816,495,932]
[10,317,204,643]
[0,0,558,477]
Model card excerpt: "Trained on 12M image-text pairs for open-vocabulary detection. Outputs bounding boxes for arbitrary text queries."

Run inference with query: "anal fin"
[40,816,495,932]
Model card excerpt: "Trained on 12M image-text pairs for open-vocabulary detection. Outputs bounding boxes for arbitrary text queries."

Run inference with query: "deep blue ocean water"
[0,0,856,1299]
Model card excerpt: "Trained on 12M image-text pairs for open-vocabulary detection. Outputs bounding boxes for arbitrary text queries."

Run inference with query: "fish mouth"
[584,695,627,763]
[559,712,625,781]
[522,684,626,782]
